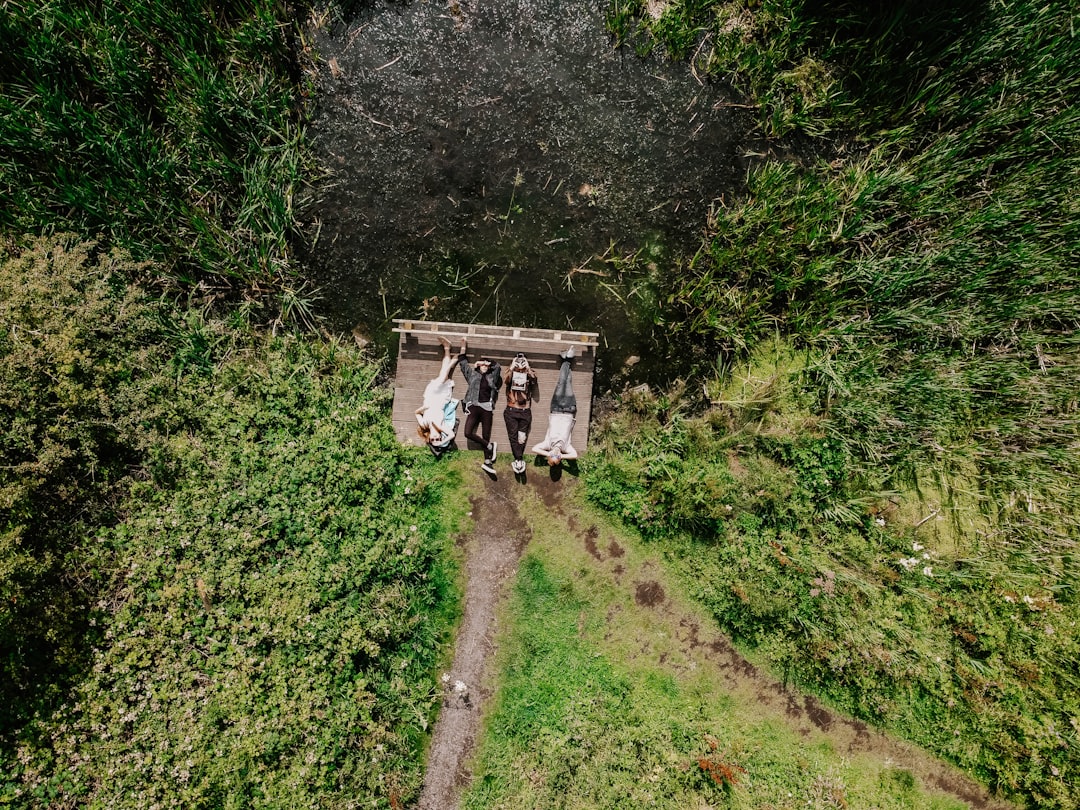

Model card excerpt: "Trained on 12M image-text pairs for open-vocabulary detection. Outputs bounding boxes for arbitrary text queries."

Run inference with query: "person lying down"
[531,346,579,466]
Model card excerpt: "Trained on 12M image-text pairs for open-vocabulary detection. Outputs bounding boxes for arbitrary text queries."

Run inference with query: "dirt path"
[417,474,527,810]
[418,473,1016,810]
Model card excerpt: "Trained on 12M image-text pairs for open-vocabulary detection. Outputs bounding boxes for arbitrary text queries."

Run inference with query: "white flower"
[453,680,467,693]
[410,525,418,532]
[898,557,919,570]
[922,566,933,577]
[875,517,886,527]
[912,542,923,551]
[441,673,450,684]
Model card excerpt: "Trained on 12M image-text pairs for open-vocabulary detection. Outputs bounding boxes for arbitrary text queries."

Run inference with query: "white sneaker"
[481,459,496,475]
[487,441,497,463]
[512,459,526,474]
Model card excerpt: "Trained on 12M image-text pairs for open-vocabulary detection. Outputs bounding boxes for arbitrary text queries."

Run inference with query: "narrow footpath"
[418,474,527,810]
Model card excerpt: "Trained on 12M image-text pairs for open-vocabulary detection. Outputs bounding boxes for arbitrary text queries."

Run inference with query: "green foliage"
[587,342,1080,808]
[0,234,169,730]
[0,0,308,282]
[0,236,457,808]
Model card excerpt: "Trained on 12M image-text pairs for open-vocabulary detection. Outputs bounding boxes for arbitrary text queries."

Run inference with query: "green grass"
[591,4,1080,804]
[461,486,976,809]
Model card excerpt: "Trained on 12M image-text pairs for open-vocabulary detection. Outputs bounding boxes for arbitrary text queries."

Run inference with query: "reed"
[598,1,1080,804]
[0,0,308,284]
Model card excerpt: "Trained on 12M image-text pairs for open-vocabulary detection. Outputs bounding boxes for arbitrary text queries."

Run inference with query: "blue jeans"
[550,356,577,415]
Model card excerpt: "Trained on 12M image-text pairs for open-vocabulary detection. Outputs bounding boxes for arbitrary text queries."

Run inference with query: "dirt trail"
[418,474,1016,810]
[418,474,527,810]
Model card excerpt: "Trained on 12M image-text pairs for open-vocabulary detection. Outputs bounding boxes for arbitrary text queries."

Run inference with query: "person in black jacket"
[457,338,502,473]
[503,352,538,475]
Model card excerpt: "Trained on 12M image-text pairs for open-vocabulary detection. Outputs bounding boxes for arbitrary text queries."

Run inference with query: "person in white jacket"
[532,346,579,466]
[415,337,459,452]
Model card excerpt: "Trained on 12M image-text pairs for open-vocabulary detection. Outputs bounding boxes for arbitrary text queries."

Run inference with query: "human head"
[511,352,529,370]
[416,424,432,442]
[475,358,492,372]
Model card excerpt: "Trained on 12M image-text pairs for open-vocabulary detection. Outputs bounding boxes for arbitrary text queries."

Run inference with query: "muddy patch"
[634,579,665,607]
[530,470,568,510]
[584,525,602,560]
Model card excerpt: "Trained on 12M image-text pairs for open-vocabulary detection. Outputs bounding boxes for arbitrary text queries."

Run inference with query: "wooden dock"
[391,319,600,453]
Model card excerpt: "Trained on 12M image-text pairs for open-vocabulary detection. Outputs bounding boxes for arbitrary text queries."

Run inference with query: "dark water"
[300,0,774,388]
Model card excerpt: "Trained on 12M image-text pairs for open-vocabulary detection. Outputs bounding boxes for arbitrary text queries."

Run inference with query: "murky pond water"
[300,0,773,387]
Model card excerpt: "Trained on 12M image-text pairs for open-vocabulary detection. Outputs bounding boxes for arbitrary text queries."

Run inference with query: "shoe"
[481,460,496,475]
[512,459,526,474]
[560,345,575,360]
[487,441,497,463]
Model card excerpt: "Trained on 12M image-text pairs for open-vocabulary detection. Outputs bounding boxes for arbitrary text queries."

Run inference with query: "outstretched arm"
[457,352,475,382]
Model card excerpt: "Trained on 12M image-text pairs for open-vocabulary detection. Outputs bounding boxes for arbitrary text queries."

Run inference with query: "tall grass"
[0,0,308,283]
[596,0,1080,806]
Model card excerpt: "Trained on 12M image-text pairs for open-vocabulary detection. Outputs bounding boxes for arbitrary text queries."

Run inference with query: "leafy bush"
[1,236,457,808]
[0,234,169,731]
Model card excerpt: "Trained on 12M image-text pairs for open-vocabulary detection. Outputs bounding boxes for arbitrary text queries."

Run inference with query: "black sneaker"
[481,459,496,475]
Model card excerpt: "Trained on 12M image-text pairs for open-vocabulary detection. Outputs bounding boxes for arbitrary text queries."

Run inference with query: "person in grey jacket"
[457,338,502,473]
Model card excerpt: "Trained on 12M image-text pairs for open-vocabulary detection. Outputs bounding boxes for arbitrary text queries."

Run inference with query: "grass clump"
[0,235,458,808]
[0,0,309,283]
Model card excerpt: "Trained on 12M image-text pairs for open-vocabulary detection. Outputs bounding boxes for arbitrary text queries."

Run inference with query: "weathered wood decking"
[391,319,599,453]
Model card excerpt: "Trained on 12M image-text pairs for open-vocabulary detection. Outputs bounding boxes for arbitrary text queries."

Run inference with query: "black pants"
[463,406,493,448]
[503,407,533,461]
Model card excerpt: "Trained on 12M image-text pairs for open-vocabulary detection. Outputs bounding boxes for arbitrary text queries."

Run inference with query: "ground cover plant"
[0,235,459,808]
[0,0,308,283]
[0,235,171,731]
[590,0,1080,807]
